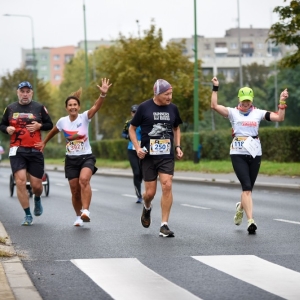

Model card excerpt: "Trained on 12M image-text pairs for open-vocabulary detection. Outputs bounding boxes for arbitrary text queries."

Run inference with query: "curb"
[0,223,42,300]
[95,170,300,192]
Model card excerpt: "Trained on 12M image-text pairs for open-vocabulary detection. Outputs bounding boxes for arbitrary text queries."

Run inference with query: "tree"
[87,25,211,138]
[269,0,300,68]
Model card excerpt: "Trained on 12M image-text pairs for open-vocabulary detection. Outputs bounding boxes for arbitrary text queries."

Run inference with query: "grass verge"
[44,158,300,177]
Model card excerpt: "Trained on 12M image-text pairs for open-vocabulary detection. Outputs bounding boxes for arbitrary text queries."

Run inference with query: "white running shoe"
[80,209,90,222]
[73,218,84,227]
[234,202,244,225]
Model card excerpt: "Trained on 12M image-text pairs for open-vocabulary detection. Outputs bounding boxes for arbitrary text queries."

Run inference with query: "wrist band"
[212,85,219,92]
[175,145,182,150]
[100,93,107,98]
[279,100,286,104]
[278,104,287,109]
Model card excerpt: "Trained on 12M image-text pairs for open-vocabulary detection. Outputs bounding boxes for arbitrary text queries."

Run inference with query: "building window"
[230,43,237,49]
[64,54,74,63]
[41,54,48,61]
[53,54,60,60]
[242,42,253,49]
[54,64,60,70]
[257,43,264,49]
[215,42,226,48]
[54,75,61,81]
[42,75,48,81]
[41,65,47,71]
[204,43,210,50]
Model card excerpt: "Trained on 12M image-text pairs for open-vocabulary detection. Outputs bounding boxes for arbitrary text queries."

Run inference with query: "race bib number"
[66,140,85,154]
[9,146,18,157]
[149,139,171,155]
[231,137,247,151]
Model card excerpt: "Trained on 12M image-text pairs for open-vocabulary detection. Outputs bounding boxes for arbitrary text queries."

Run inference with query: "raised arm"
[87,78,112,119]
[211,77,229,118]
[268,88,289,122]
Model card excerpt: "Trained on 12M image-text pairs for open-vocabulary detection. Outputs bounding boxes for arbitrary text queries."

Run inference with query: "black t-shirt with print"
[130,98,182,159]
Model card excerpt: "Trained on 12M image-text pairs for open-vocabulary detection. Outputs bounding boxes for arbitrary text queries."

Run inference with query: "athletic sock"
[161,222,168,227]
[24,207,31,216]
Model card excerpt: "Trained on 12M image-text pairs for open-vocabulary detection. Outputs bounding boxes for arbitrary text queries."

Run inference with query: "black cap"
[131,104,139,112]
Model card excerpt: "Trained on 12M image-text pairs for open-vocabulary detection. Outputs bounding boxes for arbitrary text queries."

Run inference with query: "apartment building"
[170,27,296,81]
[22,45,76,86]
[21,39,114,86]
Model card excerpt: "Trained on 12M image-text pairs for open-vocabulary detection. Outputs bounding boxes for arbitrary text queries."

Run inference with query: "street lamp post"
[237,0,243,88]
[4,14,37,101]
[83,0,91,139]
[193,0,200,163]
[83,0,89,89]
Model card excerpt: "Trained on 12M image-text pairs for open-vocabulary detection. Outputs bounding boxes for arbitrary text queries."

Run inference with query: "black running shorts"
[10,148,44,179]
[141,156,174,182]
[65,154,98,180]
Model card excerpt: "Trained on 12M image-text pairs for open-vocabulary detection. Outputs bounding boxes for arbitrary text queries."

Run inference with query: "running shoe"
[22,215,33,226]
[247,219,257,234]
[34,197,43,216]
[80,209,90,222]
[159,224,175,237]
[234,202,243,225]
[73,218,84,227]
[141,206,151,228]
[136,198,143,204]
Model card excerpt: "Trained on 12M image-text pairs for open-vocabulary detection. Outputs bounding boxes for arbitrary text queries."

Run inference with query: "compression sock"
[34,195,41,201]
[24,207,31,216]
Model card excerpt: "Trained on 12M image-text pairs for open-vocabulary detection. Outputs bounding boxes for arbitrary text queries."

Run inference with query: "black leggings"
[230,154,261,191]
[128,149,143,198]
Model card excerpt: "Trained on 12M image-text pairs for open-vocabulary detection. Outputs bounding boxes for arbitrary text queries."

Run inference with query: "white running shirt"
[227,107,266,155]
[56,111,92,156]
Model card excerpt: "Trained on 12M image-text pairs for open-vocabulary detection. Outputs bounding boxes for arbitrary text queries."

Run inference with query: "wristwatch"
[175,145,182,150]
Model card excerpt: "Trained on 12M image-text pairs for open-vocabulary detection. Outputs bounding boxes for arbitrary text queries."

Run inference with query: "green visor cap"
[238,87,254,101]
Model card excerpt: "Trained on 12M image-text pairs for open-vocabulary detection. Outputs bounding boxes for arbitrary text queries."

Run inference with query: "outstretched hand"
[97,78,112,94]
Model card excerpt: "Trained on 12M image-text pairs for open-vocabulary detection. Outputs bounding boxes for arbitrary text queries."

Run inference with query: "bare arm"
[211,77,229,118]
[87,78,112,119]
[269,88,289,122]
[35,126,60,151]
[173,126,183,160]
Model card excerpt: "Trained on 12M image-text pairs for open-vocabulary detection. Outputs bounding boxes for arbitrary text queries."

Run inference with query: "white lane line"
[181,204,211,210]
[274,219,300,225]
[122,194,136,198]
[55,183,66,186]
[91,188,98,191]
[193,255,300,300]
[72,258,201,300]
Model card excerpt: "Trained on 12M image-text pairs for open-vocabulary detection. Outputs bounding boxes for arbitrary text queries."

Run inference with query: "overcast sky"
[0,0,286,76]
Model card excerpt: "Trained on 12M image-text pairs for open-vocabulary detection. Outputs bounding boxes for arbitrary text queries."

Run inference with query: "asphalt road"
[0,168,300,300]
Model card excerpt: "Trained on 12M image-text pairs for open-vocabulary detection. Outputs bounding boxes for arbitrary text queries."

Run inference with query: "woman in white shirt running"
[36,78,112,226]
[210,77,288,234]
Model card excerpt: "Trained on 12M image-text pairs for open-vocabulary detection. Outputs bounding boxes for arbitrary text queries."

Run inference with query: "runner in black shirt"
[0,81,53,225]
[129,79,184,237]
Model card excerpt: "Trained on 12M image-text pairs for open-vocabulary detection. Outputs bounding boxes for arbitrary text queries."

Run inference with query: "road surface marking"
[72,258,201,300]
[122,194,136,198]
[193,255,300,300]
[181,204,211,209]
[274,219,300,225]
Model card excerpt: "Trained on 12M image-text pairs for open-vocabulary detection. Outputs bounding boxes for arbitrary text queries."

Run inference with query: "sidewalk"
[0,163,299,299]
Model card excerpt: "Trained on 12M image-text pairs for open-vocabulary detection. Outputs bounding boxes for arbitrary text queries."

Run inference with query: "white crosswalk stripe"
[72,256,300,300]
[72,258,202,300]
[193,255,300,300]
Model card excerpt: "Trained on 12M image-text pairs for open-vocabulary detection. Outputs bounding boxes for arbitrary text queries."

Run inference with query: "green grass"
[45,158,300,177]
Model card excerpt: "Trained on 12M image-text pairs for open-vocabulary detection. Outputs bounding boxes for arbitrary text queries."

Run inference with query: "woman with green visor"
[210,77,288,234]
